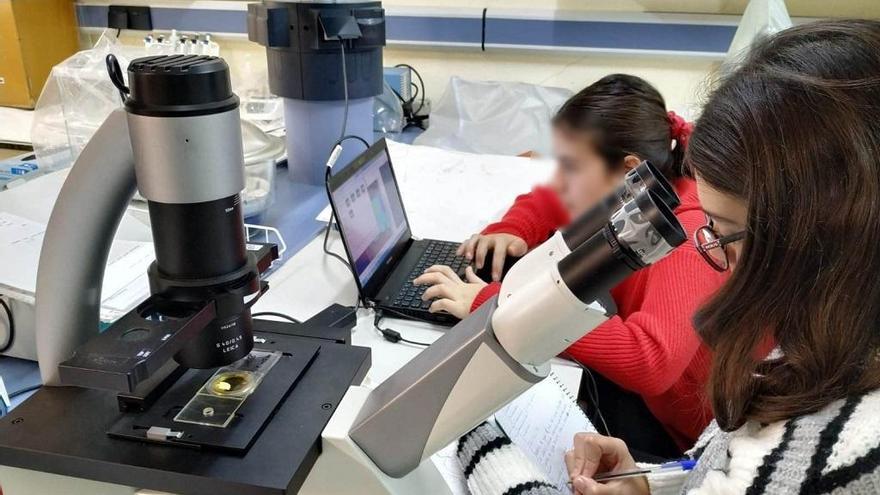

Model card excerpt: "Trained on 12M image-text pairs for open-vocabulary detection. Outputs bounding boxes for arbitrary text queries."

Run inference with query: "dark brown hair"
[553,74,687,178]
[686,20,880,430]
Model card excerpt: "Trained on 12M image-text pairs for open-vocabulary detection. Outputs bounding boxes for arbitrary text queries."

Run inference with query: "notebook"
[495,371,597,491]
[0,212,153,321]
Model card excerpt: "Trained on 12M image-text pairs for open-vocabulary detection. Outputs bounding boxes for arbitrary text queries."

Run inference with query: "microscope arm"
[349,189,685,478]
[35,109,136,386]
[347,237,608,477]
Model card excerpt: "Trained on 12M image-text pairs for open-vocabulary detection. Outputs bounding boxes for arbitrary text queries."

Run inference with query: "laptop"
[326,139,467,325]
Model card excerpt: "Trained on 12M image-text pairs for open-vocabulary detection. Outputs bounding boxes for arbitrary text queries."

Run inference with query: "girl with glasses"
[565,20,880,495]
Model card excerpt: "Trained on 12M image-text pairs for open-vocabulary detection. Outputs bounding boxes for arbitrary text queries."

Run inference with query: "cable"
[251,311,301,324]
[319,181,365,312]
[337,41,350,146]
[394,63,426,114]
[0,297,13,354]
[561,352,611,436]
[373,311,431,347]
[322,52,432,346]
[323,42,369,169]
[323,219,355,271]
[409,82,420,106]
[321,167,358,280]
[391,64,428,131]
[481,8,488,52]
[335,134,370,150]
[320,173,436,346]
[105,54,129,104]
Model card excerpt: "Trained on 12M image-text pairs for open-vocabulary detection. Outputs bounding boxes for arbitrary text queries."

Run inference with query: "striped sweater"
[458,388,880,494]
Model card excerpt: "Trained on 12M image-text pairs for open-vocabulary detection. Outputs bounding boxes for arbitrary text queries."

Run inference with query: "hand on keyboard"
[413,265,487,319]
[458,233,528,281]
[394,241,470,313]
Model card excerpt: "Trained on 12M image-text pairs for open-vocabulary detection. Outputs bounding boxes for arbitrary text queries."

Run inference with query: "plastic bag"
[374,81,405,133]
[724,0,792,69]
[31,32,134,172]
[414,77,572,156]
[232,47,284,133]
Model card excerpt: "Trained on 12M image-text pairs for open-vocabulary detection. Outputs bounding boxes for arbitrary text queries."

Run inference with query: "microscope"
[0,53,687,494]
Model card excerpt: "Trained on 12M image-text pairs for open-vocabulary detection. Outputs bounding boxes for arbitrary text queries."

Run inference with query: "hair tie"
[667,111,693,151]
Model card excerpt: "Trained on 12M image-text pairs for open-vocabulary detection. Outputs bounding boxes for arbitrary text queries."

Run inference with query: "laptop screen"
[328,141,411,290]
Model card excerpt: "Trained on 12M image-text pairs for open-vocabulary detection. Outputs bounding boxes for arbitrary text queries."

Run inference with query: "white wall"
[81,0,880,119]
[383,47,719,118]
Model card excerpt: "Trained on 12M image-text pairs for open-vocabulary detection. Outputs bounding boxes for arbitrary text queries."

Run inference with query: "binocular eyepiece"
[556,164,686,303]
[562,161,680,250]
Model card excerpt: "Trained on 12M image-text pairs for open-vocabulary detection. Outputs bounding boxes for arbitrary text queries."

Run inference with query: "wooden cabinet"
[0,0,78,108]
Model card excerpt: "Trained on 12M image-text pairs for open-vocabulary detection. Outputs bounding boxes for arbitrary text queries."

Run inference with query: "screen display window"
[331,151,408,287]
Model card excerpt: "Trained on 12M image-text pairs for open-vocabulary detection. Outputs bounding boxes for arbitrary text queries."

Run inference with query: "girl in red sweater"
[415,74,726,457]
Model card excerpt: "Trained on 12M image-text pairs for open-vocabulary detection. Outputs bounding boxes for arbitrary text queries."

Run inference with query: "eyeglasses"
[694,218,745,272]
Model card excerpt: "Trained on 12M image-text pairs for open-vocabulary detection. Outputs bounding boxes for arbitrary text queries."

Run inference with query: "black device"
[559,189,686,302]
[58,55,268,394]
[326,139,467,325]
[0,311,370,495]
[108,5,153,31]
[563,160,679,249]
[247,1,385,101]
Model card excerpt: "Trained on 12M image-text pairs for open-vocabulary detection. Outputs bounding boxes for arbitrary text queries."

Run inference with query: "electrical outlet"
[107,5,152,31]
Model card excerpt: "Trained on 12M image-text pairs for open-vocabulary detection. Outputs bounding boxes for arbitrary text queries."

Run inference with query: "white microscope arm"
[345,187,686,479]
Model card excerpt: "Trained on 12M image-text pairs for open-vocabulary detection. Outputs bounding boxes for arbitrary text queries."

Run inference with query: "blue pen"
[568,459,697,485]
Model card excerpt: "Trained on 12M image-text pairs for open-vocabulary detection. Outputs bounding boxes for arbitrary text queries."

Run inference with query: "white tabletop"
[253,140,578,387]
[252,143,580,494]
[255,229,584,387]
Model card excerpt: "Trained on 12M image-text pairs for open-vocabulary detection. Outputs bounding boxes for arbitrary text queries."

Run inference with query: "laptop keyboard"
[392,240,468,311]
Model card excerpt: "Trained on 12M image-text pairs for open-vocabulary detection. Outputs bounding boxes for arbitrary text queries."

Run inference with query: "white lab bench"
[0,140,582,494]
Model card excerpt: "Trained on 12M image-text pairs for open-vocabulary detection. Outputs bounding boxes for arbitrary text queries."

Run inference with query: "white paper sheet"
[495,372,597,491]
[319,141,556,242]
[432,442,471,495]
[0,212,45,293]
[0,212,154,321]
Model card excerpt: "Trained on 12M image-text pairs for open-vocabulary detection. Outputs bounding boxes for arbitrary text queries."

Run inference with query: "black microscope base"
[0,317,371,495]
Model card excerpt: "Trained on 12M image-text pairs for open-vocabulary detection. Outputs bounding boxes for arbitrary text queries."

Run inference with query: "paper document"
[0,212,45,294]
[316,141,555,242]
[432,442,470,495]
[0,212,153,321]
[495,371,596,491]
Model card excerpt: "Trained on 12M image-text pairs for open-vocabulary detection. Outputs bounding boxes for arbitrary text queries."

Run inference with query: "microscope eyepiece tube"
[125,55,256,369]
[626,161,680,211]
[149,196,247,280]
[561,161,680,250]
[559,190,685,303]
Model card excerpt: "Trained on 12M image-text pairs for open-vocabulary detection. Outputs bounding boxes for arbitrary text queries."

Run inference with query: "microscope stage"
[0,318,371,495]
[108,343,319,452]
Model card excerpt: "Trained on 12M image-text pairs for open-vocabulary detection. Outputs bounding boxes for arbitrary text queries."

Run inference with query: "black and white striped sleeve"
[456,421,562,495]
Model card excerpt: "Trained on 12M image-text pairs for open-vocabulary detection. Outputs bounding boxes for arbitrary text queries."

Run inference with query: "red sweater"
[472,179,725,449]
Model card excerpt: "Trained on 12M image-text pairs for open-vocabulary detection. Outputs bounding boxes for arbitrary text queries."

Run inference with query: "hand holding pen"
[565,433,695,495]
[567,460,696,489]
